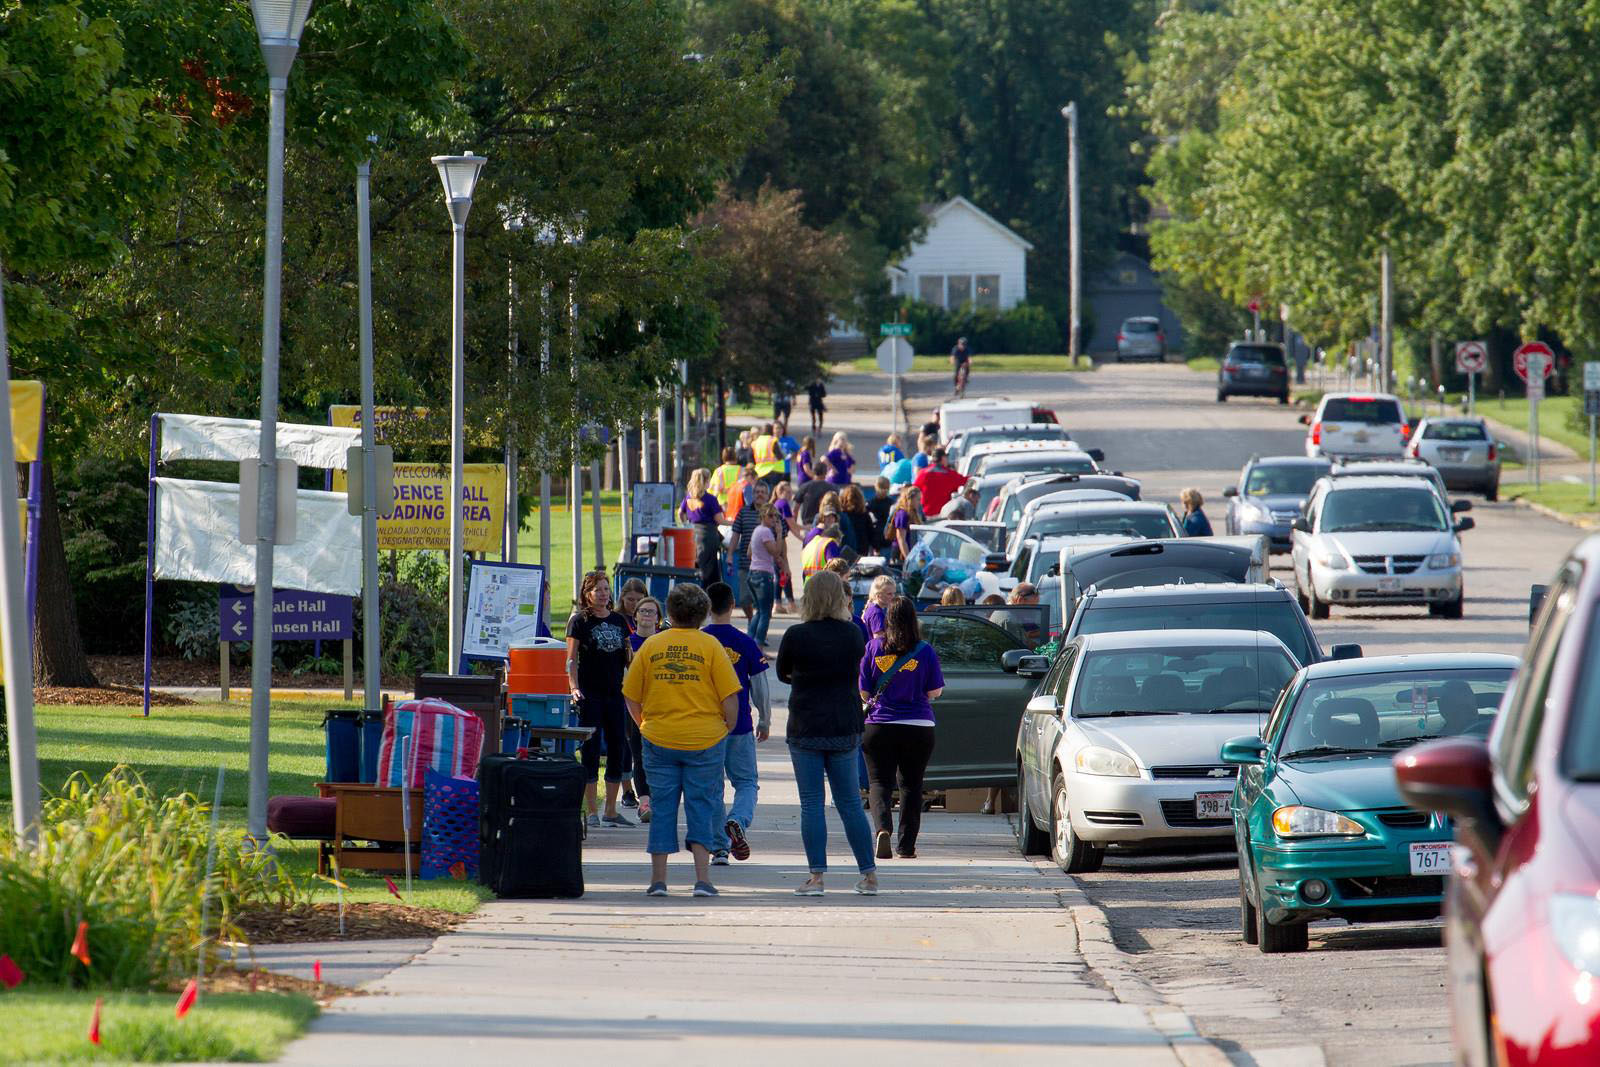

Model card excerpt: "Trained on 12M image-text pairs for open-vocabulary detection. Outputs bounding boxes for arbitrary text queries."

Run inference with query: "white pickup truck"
[1301,392,1408,460]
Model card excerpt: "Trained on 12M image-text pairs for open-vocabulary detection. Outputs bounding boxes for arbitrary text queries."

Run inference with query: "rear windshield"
[965,427,1067,450]
[980,454,1098,476]
[1422,422,1488,441]
[1033,510,1173,540]
[1322,397,1403,423]
[1228,345,1286,365]
[1076,600,1313,667]
[1123,320,1160,334]
[1245,463,1327,496]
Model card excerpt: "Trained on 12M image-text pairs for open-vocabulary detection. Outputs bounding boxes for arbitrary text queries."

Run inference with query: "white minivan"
[1301,392,1408,460]
[937,397,1039,443]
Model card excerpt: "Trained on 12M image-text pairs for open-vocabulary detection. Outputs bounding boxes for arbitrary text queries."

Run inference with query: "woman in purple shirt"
[680,468,724,587]
[825,431,855,486]
[857,597,944,859]
[795,436,816,486]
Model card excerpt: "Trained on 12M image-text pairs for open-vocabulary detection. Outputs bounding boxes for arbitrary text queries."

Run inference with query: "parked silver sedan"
[1406,416,1501,500]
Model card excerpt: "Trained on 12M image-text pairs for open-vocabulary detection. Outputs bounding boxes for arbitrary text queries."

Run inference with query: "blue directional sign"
[219,585,354,641]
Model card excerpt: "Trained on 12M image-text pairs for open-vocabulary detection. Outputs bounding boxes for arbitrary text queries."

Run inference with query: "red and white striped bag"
[375,698,485,788]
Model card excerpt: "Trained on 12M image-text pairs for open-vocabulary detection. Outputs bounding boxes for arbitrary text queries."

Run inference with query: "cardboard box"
[940,787,1016,813]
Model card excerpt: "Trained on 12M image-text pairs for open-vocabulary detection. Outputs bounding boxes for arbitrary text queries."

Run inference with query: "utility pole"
[1380,247,1394,389]
[1062,103,1081,362]
[356,143,381,714]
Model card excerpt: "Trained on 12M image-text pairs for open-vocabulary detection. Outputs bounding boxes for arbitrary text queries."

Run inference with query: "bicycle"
[953,360,970,398]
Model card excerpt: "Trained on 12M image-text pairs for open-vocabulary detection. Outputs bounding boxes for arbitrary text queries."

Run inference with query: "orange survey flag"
[0,954,22,989]
[88,998,103,1045]
[384,877,403,901]
[70,921,91,967]
[175,979,198,1018]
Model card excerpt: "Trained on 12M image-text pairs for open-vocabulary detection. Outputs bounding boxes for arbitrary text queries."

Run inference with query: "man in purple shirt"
[703,582,771,866]
[856,597,944,860]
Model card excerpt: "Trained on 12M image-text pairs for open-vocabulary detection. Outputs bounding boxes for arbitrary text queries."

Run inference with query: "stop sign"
[1513,341,1556,383]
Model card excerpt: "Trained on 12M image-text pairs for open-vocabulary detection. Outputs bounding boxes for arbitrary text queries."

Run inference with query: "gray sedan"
[1407,416,1500,500]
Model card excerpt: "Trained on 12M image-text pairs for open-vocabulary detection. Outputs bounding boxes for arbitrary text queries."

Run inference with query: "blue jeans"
[787,744,877,875]
[641,737,727,856]
[713,731,760,851]
[746,570,776,646]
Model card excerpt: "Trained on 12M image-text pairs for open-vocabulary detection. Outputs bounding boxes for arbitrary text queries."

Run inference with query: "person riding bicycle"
[950,337,972,394]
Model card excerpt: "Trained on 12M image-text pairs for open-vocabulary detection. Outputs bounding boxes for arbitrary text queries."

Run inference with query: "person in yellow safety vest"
[752,422,785,488]
[708,446,742,517]
[802,524,843,579]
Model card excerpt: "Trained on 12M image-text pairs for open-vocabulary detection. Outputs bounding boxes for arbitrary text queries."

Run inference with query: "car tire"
[1254,868,1309,954]
[1016,766,1050,857]
[1436,591,1464,619]
[1239,868,1259,945]
[1051,774,1105,874]
[1216,390,1228,403]
[1484,481,1498,503]
[1307,583,1330,620]
[1278,392,1290,405]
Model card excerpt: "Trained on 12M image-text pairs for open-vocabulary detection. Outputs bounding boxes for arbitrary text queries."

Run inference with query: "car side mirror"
[1014,654,1051,679]
[1451,499,1473,513]
[1087,448,1106,463]
[1220,735,1268,766]
[1222,486,1238,498]
[1329,643,1362,661]
[1454,516,1476,533]
[1298,413,1311,426]
[1291,517,1310,533]
[1001,649,1031,673]
[1394,738,1502,858]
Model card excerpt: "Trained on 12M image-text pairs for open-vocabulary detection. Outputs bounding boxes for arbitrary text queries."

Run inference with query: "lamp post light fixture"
[431,152,487,672]
[246,0,312,847]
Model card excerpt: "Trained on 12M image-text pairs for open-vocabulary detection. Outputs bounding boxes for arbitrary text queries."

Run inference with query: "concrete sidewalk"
[276,712,1204,1065]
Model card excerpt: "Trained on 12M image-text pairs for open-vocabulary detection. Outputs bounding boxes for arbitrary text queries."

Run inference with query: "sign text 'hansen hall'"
[218,586,354,641]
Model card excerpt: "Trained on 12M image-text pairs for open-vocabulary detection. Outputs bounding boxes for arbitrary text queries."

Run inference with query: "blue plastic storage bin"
[500,716,530,754]
[358,709,385,783]
[323,710,362,783]
[510,693,575,729]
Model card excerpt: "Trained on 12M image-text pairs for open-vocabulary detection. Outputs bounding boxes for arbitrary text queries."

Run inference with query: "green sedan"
[1221,652,1515,953]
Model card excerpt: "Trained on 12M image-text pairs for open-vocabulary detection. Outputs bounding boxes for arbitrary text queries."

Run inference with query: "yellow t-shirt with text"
[622,627,741,750]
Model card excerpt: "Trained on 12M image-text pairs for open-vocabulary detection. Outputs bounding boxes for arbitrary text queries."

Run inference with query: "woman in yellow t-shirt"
[622,582,741,899]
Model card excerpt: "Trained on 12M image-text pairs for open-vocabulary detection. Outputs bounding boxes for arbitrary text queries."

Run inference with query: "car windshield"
[1320,488,1447,532]
[1322,397,1403,423]
[1422,422,1488,442]
[1073,645,1297,717]
[1032,510,1172,539]
[1076,600,1315,667]
[1245,464,1326,496]
[1228,345,1286,365]
[1565,618,1600,780]
[980,454,1097,477]
[1276,667,1512,757]
[1123,320,1159,334]
[946,522,1007,553]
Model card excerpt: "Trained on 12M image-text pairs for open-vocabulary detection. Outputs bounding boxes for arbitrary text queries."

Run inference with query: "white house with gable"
[830,196,1032,352]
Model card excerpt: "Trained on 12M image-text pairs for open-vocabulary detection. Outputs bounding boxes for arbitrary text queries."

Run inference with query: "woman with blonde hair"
[777,571,878,895]
[887,485,924,562]
[681,468,724,587]
[1180,487,1213,537]
[939,586,966,607]
[825,431,855,486]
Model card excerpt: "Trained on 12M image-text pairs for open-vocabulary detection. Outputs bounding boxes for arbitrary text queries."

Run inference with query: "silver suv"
[1116,316,1167,362]
[1407,416,1501,501]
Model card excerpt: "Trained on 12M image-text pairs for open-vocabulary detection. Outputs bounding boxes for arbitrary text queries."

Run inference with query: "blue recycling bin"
[500,716,530,754]
[358,709,386,783]
[323,710,362,783]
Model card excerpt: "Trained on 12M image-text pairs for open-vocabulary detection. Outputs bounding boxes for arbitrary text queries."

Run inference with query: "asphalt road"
[894,360,1588,1066]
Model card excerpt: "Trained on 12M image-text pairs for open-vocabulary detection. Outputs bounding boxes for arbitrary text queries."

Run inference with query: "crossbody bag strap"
[872,641,926,697]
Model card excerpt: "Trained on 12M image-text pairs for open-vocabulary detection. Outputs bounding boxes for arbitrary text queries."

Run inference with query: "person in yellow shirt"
[751,422,785,489]
[707,447,742,517]
[802,524,843,578]
[623,582,742,898]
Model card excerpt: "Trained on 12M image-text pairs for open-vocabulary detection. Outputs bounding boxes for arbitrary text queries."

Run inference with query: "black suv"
[1062,582,1359,667]
[1217,342,1291,404]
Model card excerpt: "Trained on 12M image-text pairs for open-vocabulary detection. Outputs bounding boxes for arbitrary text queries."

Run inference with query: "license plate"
[1195,792,1231,819]
[1440,448,1465,461]
[1353,432,1370,443]
[1378,577,1401,592]
[1409,841,1451,875]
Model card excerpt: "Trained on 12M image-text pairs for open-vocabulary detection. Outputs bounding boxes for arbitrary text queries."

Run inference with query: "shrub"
[379,551,450,677]
[161,583,219,661]
[0,767,303,989]
[898,299,1061,354]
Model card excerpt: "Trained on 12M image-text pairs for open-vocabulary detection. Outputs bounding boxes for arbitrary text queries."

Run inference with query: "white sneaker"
[711,850,730,866]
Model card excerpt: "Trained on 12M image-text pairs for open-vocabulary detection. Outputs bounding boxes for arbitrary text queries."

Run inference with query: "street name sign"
[879,323,913,337]
[219,585,353,641]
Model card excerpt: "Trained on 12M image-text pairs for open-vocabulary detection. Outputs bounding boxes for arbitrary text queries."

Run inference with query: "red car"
[1396,537,1600,1066]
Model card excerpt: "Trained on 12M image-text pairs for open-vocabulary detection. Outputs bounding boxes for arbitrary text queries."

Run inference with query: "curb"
[1011,820,1236,1067]
[1508,495,1600,530]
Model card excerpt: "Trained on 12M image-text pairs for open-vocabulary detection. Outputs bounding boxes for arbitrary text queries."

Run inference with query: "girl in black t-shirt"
[566,572,635,828]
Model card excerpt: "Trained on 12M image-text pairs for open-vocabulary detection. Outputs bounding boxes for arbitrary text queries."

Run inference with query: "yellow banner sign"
[328,404,429,441]
[346,463,506,553]
[12,380,43,463]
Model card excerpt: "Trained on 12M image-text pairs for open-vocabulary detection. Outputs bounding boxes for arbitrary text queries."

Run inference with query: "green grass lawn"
[1477,394,1591,456]
[2,990,318,1065]
[3,701,495,915]
[843,353,1094,374]
[515,491,625,628]
[1186,355,1221,372]
[1504,479,1600,517]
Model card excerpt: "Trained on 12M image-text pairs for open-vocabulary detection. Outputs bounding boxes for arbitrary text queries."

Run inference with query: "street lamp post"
[247,0,312,846]
[1061,103,1081,362]
[0,254,40,843]
[356,136,380,716]
[431,152,487,673]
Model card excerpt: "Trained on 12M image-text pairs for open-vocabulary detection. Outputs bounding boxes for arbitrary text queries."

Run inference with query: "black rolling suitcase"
[478,753,586,898]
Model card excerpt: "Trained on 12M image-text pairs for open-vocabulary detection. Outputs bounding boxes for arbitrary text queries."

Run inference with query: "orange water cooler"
[661,527,694,568]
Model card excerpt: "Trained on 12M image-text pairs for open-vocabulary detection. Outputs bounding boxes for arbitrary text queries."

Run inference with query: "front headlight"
[1429,552,1460,569]
[1313,550,1348,571]
[1075,746,1139,777]
[1271,805,1366,838]
[1242,501,1271,522]
[1549,893,1600,973]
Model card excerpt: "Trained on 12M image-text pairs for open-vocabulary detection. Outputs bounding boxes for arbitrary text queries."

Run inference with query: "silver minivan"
[1407,416,1501,501]
[1116,316,1167,362]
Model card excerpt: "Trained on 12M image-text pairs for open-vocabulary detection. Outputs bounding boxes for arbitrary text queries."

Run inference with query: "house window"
[975,275,1000,309]
[947,274,972,307]
[919,275,945,306]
